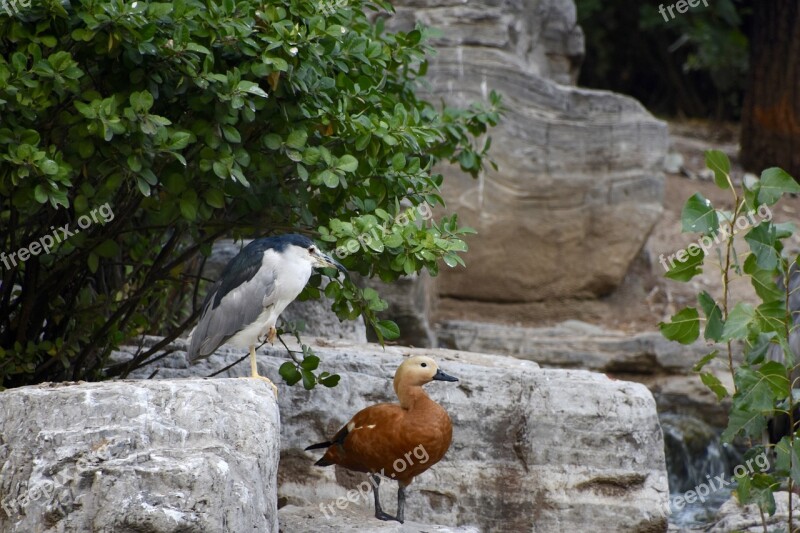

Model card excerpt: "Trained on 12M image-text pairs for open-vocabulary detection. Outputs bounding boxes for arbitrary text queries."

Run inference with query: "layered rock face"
[0,379,280,533]
[122,337,670,532]
[437,319,735,428]
[389,0,668,301]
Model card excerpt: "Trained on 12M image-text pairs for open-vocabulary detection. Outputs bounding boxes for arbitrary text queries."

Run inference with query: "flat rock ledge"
[0,379,280,533]
[279,504,480,532]
[121,337,670,532]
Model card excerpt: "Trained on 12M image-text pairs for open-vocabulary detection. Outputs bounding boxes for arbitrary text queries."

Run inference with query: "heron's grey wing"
[188,250,277,361]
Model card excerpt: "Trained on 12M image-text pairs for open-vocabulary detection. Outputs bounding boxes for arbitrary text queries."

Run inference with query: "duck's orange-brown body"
[307,355,458,522]
[317,392,452,486]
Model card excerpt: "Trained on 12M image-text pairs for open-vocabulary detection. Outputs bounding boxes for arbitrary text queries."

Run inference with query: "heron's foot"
[375,510,402,523]
[267,326,277,344]
[242,374,278,398]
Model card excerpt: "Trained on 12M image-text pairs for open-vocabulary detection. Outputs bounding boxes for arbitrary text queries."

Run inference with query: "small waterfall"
[660,413,742,527]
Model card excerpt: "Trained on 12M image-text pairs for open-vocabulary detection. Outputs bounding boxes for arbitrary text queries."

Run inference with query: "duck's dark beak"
[432,368,458,382]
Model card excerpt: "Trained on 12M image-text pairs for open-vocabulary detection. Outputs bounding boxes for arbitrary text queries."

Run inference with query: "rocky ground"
[436,119,800,334]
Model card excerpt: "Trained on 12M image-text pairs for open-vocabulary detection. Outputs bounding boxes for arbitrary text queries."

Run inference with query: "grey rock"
[386,0,668,302]
[436,319,710,374]
[123,337,670,532]
[0,379,280,533]
[436,319,738,427]
[707,492,799,532]
[663,152,685,174]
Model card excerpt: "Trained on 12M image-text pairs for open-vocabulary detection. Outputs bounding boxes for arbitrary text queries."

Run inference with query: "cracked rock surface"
[0,379,280,533]
[125,337,669,532]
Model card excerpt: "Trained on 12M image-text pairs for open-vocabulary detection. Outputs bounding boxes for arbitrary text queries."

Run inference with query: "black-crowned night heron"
[187,234,346,395]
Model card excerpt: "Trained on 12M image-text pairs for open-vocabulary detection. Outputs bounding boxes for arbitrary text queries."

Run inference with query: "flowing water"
[660,413,742,528]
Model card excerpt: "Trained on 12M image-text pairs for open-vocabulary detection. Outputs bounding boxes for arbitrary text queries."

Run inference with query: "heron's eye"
[308,246,315,253]
[421,363,427,367]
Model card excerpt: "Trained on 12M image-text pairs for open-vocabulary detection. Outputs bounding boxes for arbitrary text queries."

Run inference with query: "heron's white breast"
[227,247,313,348]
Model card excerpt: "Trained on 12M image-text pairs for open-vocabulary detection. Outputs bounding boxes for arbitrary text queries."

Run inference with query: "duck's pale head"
[394,355,458,390]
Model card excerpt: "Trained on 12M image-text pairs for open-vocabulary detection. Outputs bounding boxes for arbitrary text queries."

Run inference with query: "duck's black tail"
[304,441,331,451]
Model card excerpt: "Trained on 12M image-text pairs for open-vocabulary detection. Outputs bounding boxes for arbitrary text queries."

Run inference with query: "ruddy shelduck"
[306,355,458,522]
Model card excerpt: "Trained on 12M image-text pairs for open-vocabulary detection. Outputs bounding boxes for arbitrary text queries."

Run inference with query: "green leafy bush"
[660,151,800,521]
[0,0,501,388]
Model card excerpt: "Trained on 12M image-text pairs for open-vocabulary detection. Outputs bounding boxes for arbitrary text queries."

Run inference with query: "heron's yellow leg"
[246,344,278,398]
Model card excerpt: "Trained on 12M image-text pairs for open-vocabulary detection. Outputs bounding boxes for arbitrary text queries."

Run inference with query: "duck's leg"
[372,474,398,522]
[396,485,406,523]
[246,344,278,398]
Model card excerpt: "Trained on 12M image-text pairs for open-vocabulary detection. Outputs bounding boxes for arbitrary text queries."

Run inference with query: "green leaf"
[745,224,780,271]
[336,154,359,173]
[318,373,341,387]
[375,319,400,340]
[95,239,119,258]
[264,134,282,150]
[681,193,719,235]
[754,300,786,333]
[704,150,731,190]
[286,129,308,150]
[237,80,269,98]
[279,362,302,386]
[699,372,728,400]
[180,193,198,221]
[34,185,48,204]
[391,152,405,171]
[320,170,338,188]
[222,125,241,143]
[301,368,316,390]
[722,406,766,443]
[87,252,99,273]
[721,302,755,341]
[692,350,718,372]
[758,167,800,205]
[204,189,226,208]
[39,159,59,175]
[744,255,783,302]
[745,332,776,365]
[300,355,320,371]
[664,248,704,281]
[698,291,724,341]
[658,307,700,344]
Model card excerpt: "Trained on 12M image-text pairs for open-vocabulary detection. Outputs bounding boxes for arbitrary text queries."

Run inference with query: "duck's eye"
[421,363,427,367]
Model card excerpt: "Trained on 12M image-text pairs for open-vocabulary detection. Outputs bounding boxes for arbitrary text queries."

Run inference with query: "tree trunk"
[740,1,800,178]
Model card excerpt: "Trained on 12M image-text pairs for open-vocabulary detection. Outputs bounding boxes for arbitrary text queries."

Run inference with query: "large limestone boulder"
[0,379,280,533]
[389,0,668,301]
[123,337,670,532]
